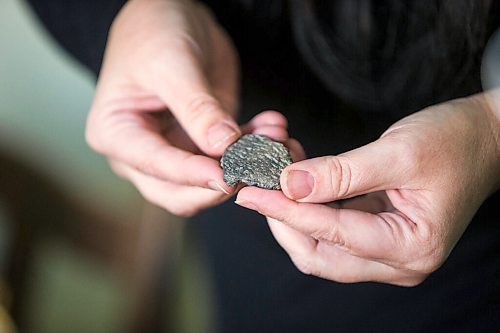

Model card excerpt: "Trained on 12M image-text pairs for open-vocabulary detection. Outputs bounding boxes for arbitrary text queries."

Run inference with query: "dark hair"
[289,0,493,113]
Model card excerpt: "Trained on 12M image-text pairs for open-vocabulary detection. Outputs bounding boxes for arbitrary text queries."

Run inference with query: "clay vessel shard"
[221,134,293,190]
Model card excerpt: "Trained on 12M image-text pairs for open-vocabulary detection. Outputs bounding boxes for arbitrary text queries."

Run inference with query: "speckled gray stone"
[221,134,292,190]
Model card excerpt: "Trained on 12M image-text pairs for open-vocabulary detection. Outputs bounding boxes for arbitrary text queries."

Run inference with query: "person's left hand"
[236,94,500,286]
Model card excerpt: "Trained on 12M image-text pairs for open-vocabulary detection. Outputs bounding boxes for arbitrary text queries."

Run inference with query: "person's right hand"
[86,0,242,216]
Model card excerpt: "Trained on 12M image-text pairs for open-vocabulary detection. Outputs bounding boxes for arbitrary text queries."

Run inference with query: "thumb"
[148,46,240,156]
[280,137,413,203]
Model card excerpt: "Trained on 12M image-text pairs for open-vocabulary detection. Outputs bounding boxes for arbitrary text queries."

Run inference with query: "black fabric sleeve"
[25,0,127,76]
[24,0,268,78]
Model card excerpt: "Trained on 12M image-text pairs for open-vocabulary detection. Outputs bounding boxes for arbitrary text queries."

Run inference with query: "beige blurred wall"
[0,0,141,218]
[0,1,140,332]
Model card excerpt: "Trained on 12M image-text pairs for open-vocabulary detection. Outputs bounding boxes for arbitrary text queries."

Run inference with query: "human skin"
[85,0,251,215]
[86,0,298,215]
[87,0,500,285]
[236,95,500,286]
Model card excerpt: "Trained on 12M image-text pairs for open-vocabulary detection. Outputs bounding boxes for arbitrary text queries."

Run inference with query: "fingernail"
[234,199,258,211]
[208,180,230,194]
[208,121,239,148]
[286,170,314,199]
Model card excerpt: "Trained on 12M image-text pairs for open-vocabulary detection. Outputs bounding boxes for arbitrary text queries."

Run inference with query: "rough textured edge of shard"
[220,134,292,190]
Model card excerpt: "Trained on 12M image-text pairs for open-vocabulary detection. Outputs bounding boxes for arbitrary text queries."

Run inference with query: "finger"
[267,216,425,286]
[113,161,230,216]
[268,218,384,282]
[147,38,241,156]
[280,137,412,202]
[245,110,289,129]
[286,138,306,162]
[236,186,413,261]
[239,110,304,161]
[249,125,289,141]
[88,113,233,193]
[242,111,289,139]
[266,216,319,265]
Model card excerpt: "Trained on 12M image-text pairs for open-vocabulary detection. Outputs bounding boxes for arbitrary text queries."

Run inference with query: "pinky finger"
[244,110,288,130]
[250,124,289,141]
[111,161,230,217]
[268,216,426,286]
[267,217,318,269]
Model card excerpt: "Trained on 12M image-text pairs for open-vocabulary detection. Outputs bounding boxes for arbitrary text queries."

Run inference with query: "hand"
[86,0,241,216]
[236,94,500,286]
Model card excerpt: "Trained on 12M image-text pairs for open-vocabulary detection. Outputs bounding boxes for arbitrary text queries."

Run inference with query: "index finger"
[86,111,233,193]
[236,186,412,262]
[148,41,241,156]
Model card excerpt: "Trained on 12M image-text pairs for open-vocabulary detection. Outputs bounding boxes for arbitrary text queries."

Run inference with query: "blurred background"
[0,0,213,332]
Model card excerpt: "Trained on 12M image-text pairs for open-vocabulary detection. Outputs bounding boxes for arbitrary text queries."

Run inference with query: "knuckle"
[184,93,222,124]
[134,158,157,177]
[85,104,122,155]
[291,255,316,276]
[325,156,353,199]
[405,244,445,275]
[311,223,344,248]
[273,201,300,227]
[164,29,202,55]
[133,143,171,179]
[387,219,445,276]
[391,137,424,176]
[412,225,446,274]
[416,251,445,275]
